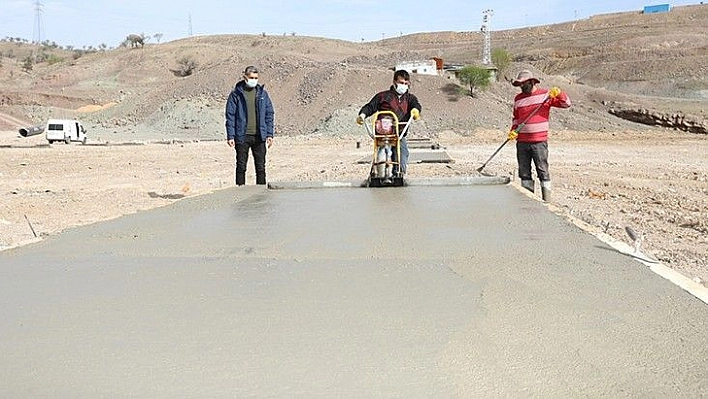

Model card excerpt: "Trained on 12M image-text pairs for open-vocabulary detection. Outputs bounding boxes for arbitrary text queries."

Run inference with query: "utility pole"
[480,9,493,65]
[188,13,193,36]
[33,0,44,44]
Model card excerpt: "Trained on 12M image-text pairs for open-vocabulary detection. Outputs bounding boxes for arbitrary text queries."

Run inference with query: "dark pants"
[235,135,267,185]
[516,141,550,181]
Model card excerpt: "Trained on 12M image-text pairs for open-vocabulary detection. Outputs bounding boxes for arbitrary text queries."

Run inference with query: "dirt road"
[0,111,31,130]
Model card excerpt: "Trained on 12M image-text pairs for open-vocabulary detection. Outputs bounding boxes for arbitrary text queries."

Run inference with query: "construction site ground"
[2,173,707,396]
[1,127,706,287]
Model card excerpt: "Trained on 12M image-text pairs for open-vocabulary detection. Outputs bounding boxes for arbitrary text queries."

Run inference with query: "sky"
[0,0,702,48]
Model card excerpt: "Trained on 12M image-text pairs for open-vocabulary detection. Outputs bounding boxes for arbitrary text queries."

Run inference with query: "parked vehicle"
[45,119,87,144]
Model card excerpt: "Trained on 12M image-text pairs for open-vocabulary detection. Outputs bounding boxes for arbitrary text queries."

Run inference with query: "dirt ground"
[1,128,706,287]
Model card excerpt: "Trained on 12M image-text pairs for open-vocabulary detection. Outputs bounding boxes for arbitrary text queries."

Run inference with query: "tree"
[456,66,492,97]
[125,34,145,48]
[491,48,511,81]
[153,33,163,44]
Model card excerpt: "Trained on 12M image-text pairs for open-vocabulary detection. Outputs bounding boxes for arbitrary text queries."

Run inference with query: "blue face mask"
[245,78,258,88]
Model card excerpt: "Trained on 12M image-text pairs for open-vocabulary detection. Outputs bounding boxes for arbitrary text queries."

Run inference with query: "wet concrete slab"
[1,185,706,396]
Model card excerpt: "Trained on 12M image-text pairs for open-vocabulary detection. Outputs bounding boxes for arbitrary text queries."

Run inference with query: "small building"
[395,60,439,76]
[643,4,671,13]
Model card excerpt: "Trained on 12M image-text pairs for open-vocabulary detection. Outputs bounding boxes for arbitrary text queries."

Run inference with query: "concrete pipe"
[19,124,45,138]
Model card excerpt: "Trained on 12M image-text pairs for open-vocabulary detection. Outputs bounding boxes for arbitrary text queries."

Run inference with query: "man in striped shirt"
[507,70,571,202]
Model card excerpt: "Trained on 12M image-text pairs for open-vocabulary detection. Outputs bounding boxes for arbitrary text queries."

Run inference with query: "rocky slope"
[0,4,705,140]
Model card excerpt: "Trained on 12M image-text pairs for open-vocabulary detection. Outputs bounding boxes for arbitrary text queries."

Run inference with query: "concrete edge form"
[268,176,510,190]
[578,223,708,305]
[512,185,708,305]
[268,180,369,189]
[404,176,510,186]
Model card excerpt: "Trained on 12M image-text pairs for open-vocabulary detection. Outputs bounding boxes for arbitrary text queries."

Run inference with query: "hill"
[0,4,706,139]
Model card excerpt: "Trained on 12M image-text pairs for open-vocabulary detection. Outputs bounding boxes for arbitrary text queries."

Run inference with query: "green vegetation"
[491,48,511,80]
[456,66,492,97]
[46,53,65,65]
[21,56,33,72]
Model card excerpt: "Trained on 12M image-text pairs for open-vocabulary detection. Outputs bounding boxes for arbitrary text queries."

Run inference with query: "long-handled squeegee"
[476,96,550,174]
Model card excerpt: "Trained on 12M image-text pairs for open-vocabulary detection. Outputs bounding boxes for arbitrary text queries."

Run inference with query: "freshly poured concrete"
[1,185,706,396]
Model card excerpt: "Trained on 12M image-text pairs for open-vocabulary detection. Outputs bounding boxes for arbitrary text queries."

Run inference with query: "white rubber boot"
[521,179,534,193]
[541,180,551,202]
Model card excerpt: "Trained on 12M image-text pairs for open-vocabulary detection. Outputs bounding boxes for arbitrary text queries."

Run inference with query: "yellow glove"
[410,108,420,121]
[507,130,518,141]
[356,113,366,125]
[549,87,561,99]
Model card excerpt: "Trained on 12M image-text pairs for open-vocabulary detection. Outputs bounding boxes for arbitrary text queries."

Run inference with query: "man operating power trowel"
[357,69,422,178]
[507,70,571,202]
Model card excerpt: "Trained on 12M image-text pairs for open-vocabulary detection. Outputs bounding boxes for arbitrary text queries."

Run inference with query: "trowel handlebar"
[362,110,415,140]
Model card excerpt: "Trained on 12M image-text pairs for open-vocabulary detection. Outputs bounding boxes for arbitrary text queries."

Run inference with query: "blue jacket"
[225,81,275,143]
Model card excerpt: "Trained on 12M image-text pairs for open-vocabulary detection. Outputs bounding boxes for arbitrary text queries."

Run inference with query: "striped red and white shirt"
[511,88,571,143]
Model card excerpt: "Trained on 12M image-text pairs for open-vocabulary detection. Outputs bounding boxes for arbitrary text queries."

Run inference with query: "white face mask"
[245,78,258,88]
[395,83,408,95]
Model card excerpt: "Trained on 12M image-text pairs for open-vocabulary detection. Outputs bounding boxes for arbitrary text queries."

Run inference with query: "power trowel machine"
[361,111,414,187]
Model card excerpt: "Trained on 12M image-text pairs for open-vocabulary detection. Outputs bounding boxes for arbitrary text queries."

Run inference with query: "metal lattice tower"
[480,9,493,65]
[33,0,44,44]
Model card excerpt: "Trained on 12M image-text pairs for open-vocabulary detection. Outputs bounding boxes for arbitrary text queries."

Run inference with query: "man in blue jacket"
[225,66,275,186]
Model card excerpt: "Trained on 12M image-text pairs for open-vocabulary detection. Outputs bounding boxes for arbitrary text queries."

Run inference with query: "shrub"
[456,66,492,97]
[491,48,511,80]
[176,55,198,77]
[46,54,65,65]
[21,56,33,72]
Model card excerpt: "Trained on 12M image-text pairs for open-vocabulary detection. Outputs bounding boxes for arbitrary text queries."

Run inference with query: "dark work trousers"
[235,135,267,185]
[516,141,550,181]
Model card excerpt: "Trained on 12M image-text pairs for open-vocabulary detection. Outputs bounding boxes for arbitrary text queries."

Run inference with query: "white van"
[45,119,87,144]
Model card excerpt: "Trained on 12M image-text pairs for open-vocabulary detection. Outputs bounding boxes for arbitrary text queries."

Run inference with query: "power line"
[33,0,44,43]
[480,9,493,65]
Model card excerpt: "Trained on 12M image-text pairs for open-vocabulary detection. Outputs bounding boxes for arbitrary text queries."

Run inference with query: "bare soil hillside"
[384,5,708,100]
[1,4,706,138]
